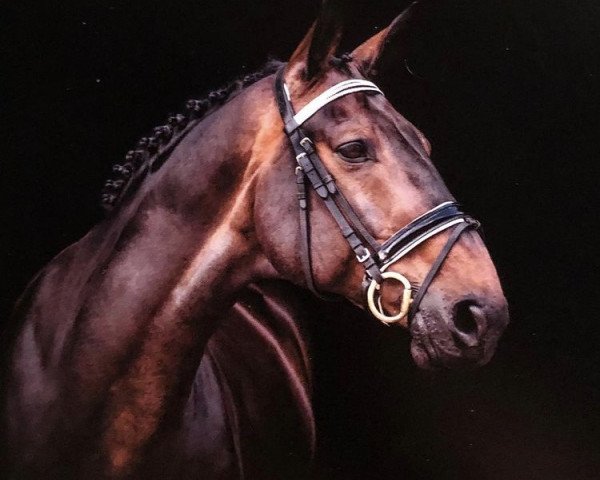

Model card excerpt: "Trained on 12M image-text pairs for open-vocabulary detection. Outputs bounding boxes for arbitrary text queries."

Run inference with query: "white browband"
[284,79,384,128]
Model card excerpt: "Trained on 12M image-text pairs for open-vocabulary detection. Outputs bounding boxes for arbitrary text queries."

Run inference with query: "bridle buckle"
[299,137,314,152]
[356,249,371,263]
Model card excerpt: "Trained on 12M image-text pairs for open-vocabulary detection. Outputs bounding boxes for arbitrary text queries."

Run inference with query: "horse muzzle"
[408,293,509,369]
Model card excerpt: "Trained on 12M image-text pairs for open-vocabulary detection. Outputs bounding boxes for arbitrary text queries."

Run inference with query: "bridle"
[275,66,480,324]
[274,66,480,325]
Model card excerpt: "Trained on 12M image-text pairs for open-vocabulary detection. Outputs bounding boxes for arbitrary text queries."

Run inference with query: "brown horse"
[3,2,508,479]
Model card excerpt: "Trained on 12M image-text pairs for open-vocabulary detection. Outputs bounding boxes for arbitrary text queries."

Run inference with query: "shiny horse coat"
[3,2,508,478]
[151,283,315,480]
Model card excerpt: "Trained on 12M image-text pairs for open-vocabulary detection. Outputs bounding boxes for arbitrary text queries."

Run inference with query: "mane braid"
[100,59,284,213]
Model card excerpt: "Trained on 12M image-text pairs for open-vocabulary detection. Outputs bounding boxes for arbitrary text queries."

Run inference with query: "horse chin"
[409,339,438,370]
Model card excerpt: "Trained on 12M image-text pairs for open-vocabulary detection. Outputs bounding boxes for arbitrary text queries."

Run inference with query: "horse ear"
[351,0,430,77]
[287,1,344,81]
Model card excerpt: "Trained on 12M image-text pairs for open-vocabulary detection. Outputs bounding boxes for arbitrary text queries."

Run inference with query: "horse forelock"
[100,59,285,214]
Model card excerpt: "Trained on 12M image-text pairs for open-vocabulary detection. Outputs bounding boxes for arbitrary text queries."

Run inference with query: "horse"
[3,1,509,478]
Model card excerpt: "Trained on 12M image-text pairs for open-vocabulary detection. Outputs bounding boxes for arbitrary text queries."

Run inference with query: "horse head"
[251,2,509,369]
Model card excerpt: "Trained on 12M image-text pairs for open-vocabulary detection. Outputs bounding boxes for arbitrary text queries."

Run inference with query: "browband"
[283,79,384,134]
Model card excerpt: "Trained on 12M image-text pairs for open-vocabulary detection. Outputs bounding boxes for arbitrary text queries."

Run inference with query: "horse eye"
[336,141,368,163]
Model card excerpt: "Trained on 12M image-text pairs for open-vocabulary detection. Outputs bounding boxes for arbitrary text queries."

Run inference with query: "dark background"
[3,1,600,479]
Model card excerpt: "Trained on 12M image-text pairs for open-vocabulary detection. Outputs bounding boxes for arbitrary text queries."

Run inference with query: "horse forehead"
[316,97,408,148]
[321,91,379,121]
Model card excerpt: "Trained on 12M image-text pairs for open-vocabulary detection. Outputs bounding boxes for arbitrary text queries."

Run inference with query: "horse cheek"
[252,166,302,283]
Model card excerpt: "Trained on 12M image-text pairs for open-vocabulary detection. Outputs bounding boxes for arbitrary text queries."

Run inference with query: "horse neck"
[33,81,281,472]
[103,78,279,320]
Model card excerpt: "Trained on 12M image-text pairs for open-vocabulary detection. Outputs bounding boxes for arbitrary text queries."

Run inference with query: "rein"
[274,67,480,325]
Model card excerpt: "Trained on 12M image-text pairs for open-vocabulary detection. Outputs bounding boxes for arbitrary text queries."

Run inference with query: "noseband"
[274,67,480,325]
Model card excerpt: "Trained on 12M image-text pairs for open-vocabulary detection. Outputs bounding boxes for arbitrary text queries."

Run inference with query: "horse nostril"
[452,300,485,348]
[455,301,479,335]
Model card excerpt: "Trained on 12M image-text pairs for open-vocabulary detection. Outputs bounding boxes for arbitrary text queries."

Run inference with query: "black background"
[3,1,600,479]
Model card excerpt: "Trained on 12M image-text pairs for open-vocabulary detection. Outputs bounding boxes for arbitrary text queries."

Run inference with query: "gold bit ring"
[366,271,413,324]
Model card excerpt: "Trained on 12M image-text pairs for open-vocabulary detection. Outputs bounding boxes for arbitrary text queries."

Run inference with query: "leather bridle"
[274,67,480,325]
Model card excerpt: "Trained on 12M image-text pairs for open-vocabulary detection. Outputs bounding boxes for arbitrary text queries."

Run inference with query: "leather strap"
[295,165,333,299]
[408,220,475,317]
[286,79,383,132]
[379,202,463,257]
[275,68,383,297]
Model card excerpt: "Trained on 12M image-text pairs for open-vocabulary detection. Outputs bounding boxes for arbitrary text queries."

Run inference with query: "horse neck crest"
[100,60,283,213]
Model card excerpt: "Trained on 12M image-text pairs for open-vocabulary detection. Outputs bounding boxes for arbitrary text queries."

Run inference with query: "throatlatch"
[274,66,480,325]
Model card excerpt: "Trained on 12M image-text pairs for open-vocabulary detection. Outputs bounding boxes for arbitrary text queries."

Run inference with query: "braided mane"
[100,59,284,213]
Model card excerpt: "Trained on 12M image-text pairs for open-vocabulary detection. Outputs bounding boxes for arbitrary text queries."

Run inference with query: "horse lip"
[410,338,438,369]
[409,315,442,369]
[410,337,486,369]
